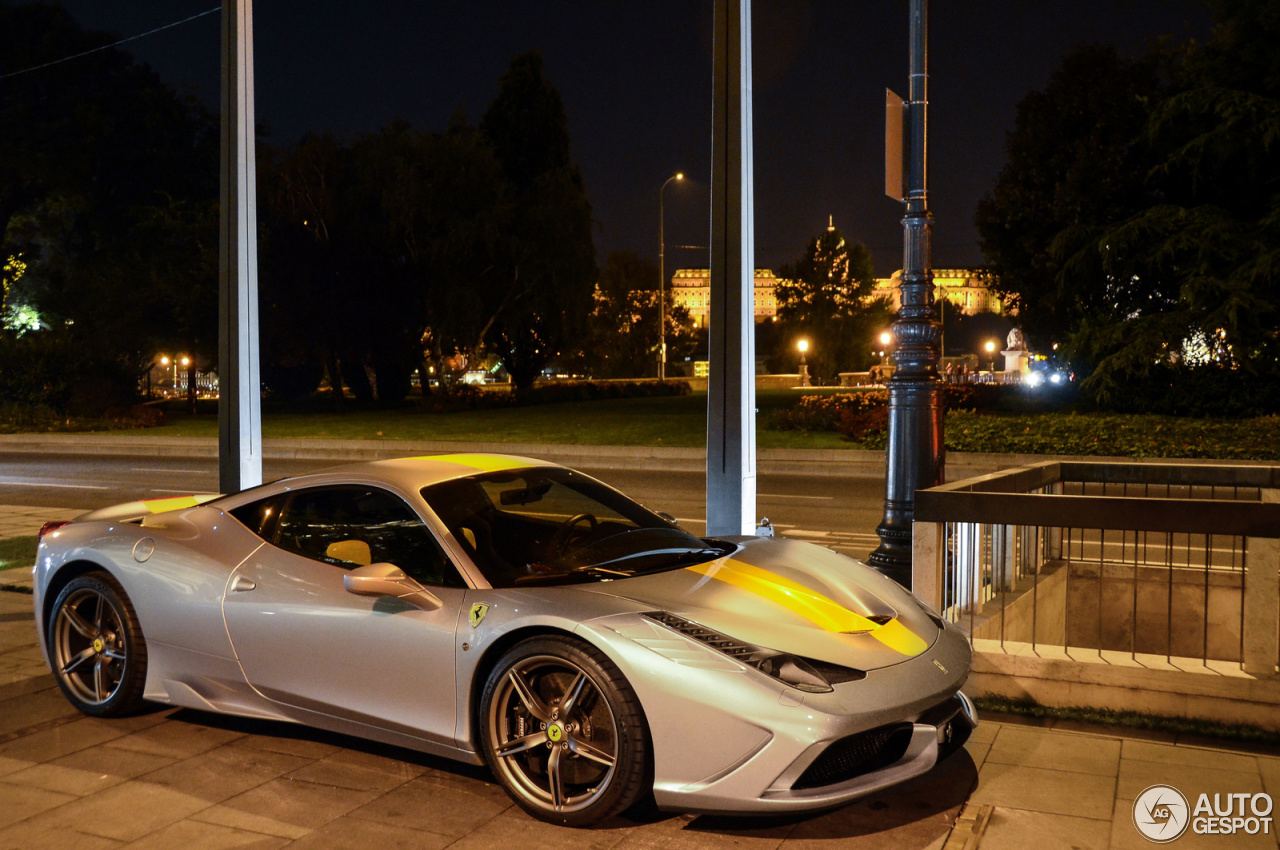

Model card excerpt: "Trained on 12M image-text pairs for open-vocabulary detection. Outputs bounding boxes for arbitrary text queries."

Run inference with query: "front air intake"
[792,723,913,789]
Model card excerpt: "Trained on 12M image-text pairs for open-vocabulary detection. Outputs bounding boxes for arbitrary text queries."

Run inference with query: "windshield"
[421,467,728,587]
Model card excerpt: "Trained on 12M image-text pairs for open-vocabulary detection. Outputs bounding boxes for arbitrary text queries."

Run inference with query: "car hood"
[591,536,940,671]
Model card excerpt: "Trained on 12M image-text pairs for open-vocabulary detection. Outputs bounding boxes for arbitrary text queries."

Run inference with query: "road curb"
[0,433,1255,480]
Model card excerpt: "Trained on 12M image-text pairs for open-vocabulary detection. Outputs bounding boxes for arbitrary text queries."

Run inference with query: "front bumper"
[582,613,977,815]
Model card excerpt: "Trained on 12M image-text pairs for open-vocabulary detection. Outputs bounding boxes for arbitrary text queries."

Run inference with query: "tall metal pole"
[659,173,682,381]
[219,0,263,493]
[868,0,943,586]
[705,0,756,537]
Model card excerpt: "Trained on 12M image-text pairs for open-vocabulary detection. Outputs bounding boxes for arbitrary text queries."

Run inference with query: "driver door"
[222,485,465,748]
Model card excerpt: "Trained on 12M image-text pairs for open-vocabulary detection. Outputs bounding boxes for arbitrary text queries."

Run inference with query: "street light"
[984,340,997,380]
[797,338,809,387]
[658,172,684,381]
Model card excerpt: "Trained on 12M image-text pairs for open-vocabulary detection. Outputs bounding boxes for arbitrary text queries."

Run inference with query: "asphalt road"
[0,451,889,559]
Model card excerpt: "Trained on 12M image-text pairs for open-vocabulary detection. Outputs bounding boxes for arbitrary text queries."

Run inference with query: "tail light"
[38,521,71,541]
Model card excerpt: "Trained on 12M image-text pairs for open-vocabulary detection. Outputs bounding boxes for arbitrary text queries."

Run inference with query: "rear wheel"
[480,636,649,826]
[48,572,148,716]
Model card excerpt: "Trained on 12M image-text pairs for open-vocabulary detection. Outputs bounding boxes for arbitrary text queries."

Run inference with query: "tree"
[974,45,1168,356]
[479,52,597,398]
[1068,0,1280,409]
[566,250,694,378]
[0,2,217,410]
[977,3,1280,413]
[774,225,888,381]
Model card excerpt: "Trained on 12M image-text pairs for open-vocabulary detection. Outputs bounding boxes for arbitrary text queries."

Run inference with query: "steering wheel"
[547,513,598,556]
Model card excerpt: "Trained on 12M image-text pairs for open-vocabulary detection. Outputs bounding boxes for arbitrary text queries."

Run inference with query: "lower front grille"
[792,724,914,790]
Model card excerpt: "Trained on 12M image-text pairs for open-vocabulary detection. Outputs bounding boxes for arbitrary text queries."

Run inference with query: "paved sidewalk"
[2,508,1278,848]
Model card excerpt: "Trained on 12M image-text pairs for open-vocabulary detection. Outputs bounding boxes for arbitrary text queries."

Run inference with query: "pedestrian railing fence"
[912,461,1280,675]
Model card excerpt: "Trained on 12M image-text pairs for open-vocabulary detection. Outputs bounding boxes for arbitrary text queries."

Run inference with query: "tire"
[47,572,149,717]
[479,636,650,826]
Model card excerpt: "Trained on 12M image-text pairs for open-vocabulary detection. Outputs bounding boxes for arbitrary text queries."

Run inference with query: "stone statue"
[1006,327,1025,351]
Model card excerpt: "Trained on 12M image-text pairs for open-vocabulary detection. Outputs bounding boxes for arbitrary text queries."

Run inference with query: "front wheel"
[480,636,650,826]
[48,572,149,717]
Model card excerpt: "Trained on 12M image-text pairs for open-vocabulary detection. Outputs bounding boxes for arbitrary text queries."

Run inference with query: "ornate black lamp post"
[868,0,944,588]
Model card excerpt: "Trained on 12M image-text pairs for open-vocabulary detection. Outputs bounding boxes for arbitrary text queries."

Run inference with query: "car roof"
[295,453,553,491]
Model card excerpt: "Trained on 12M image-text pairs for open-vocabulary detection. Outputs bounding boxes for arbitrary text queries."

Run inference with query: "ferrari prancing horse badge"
[469,603,489,628]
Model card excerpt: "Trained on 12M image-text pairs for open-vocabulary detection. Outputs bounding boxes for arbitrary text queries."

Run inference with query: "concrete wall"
[969,561,1245,662]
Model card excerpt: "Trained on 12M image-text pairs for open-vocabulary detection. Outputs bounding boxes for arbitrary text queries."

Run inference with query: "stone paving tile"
[459,807,634,850]
[284,756,420,794]
[49,741,179,780]
[0,782,78,829]
[979,807,1112,850]
[220,776,383,831]
[966,719,998,745]
[985,725,1122,776]
[225,728,343,761]
[0,822,122,850]
[285,814,454,850]
[105,715,248,760]
[612,812,792,850]
[139,744,315,803]
[187,804,311,840]
[2,762,119,796]
[0,688,81,738]
[117,818,291,850]
[345,772,512,837]
[1258,755,1280,797]
[780,806,951,850]
[0,756,32,779]
[1116,759,1266,804]
[1109,795,1278,850]
[968,762,1116,820]
[0,716,128,763]
[963,739,990,771]
[19,779,213,842]
[1121,739,1260,773]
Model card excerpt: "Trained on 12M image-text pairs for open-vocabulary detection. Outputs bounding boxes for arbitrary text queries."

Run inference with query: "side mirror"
[343,562,442,611]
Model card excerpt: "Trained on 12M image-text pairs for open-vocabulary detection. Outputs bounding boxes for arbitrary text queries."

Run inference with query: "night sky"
[51,1,1212,276]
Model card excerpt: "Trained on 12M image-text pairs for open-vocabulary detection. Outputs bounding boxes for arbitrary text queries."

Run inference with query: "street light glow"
[797,339,808,353]
[984,340,996,353]
[879,331,892,346]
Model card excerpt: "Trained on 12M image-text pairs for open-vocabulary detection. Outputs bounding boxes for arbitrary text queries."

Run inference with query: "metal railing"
[912,461,1280,675]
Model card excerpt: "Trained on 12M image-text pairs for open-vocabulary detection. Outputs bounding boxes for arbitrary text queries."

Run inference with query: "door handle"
[230,576,257,592]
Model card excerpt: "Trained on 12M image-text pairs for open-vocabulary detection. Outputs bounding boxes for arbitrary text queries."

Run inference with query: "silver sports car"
[33,453,975,826]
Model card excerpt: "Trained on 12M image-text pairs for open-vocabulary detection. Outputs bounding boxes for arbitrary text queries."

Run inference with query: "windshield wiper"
[513,564,634,586]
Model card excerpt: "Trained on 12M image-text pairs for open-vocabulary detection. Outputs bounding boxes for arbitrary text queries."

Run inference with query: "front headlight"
[643,611,866,693]
[912,595,949,630]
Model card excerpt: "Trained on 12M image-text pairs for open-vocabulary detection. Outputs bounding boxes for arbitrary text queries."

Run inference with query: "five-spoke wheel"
[480,636,649,826]
[48,573,148,716]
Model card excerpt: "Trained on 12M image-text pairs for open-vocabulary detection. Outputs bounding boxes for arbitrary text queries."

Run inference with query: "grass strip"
[0,535,37,572]
[974,695,1280,746]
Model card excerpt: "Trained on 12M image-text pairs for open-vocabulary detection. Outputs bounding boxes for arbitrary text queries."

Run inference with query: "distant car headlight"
[1026,371,1044,388]
[643,612,866,693]
[1050,372,1064,384]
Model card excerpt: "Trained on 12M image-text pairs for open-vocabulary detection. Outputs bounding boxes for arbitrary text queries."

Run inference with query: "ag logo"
[468,603,489,628]
[1133,784,1190,843]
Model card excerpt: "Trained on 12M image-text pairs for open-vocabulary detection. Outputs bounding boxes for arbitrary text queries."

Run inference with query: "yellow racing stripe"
[142,496,204,513]
[686,559,928,657]
[423,454,533,472]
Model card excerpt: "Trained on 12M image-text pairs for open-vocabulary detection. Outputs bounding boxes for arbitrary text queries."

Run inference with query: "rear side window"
[229,497,281,537]
[234,486,464,588]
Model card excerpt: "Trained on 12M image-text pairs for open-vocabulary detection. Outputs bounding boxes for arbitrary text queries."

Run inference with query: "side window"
[272,486,464,588]
[229,496,282,538]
